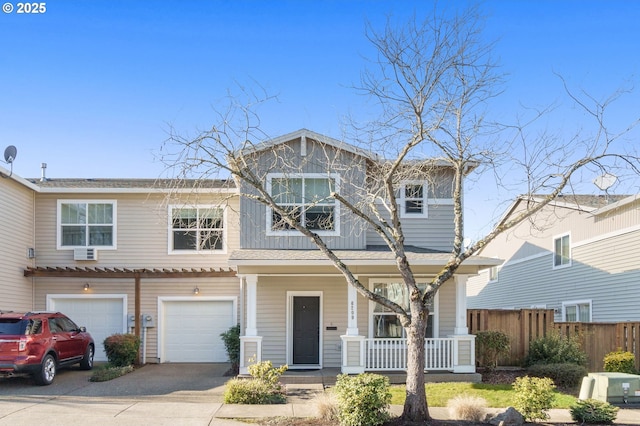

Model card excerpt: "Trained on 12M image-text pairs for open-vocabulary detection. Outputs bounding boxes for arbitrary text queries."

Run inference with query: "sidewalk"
[215,384,640,424]
[1,365,639,425]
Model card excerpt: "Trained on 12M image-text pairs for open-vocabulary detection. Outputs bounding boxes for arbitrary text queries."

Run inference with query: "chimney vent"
[40,163,47,182]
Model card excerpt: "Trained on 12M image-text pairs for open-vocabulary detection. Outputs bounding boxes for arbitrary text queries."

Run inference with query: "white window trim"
[552,232,572,269]
[488,264,501,282]
[265,173,341,237]
[561,299,592,322]
[367,278,439,339]
[56,199,117,250]
[400,181,428,218]
[168,205,227,254]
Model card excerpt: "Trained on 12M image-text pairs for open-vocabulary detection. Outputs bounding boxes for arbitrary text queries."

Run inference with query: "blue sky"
[1,0,639,238]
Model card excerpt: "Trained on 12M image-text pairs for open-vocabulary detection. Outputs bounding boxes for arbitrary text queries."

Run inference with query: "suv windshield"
[0,319,28,335]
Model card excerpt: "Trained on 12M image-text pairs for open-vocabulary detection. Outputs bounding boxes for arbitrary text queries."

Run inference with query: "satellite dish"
[3,145,16,164]
[593,173,617,191]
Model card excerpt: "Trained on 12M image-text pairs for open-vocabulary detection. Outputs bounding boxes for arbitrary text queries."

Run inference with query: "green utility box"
[584,372,640,404]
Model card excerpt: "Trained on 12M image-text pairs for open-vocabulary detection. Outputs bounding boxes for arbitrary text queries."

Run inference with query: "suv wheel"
[80,345,94,370]
[35,354,56,385]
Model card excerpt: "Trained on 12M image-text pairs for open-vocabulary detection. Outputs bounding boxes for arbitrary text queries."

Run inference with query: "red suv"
[0,311,94,385]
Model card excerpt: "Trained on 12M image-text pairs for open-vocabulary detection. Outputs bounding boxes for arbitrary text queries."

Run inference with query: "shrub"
[223,360,288,404]
[527,362,587,390]
[103,333,140,367]
[570,399,619,424]
[475,330,511,370]
[603,349,636,374]
[248,360,288,386]
[446,395,487,422]
[512,375,555,422]
[220,324,240,374]
[223,378,286,404]
[524,332,587,367]
[334,373,391,426]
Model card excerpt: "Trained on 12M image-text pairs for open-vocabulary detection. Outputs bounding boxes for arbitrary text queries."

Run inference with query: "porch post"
[346,282,359,335]
[454,274,469,335]
[449,274,476,373]
[239,274,262,375]
[341,277,365,374]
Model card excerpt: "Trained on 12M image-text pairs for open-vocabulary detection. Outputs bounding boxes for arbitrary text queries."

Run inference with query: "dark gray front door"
[292,296,320,365]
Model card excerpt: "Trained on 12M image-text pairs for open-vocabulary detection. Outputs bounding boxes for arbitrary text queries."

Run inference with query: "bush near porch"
[223,360,288,404]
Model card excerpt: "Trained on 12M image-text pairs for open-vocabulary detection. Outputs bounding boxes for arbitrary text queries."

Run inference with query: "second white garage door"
[161,299,235,363]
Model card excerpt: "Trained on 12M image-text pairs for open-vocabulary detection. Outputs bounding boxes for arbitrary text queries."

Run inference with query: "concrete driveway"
[0,363,247,425]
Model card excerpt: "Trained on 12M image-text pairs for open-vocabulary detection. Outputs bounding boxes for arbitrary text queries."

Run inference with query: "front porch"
[237,271,480,376]
[279,367,481,386]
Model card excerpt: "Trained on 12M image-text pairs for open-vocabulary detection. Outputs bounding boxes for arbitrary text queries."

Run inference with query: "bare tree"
[162,5,639,422]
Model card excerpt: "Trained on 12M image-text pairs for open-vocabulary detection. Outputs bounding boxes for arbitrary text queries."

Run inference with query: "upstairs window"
[400,182,428,218]
[58,201,116,248]
[267,173,339,235]
[370,281,436,339]
[170,206,225,253]
[553,234,571,268]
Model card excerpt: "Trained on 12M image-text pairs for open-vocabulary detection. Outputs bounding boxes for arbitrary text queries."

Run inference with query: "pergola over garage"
[24,266,237,362]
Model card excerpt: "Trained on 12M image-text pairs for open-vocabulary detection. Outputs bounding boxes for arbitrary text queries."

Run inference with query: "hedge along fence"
[468,309,640,372]
[468,309,554,367]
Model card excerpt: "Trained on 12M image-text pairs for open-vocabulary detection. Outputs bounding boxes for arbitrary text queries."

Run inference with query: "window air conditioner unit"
[74,248,97,261]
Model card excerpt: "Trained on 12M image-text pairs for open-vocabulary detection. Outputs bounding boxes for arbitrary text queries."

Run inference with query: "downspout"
[31,189,36,309]
[134,273,141,364]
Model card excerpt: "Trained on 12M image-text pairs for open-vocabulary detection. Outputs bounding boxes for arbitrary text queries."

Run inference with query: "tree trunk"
[401,307,430,422]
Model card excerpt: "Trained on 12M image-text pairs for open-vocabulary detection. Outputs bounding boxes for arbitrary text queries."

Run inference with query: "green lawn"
[389,382,577,408]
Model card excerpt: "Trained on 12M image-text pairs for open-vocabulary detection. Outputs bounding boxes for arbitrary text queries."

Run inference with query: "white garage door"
[48,297,125,362]
[162,300,234,362]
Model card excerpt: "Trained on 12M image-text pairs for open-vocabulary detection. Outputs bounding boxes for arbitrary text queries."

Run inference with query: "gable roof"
[496,193,632,228]
[240,128,378,160]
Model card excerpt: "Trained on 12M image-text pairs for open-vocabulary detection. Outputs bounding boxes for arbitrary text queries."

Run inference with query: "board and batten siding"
[240,138,368,250]
[34,276,240,363]
[0,177,35,311]
[33,192,240,269]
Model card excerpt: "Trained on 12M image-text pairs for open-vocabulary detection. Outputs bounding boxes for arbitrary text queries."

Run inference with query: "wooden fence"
[468,309,640,372]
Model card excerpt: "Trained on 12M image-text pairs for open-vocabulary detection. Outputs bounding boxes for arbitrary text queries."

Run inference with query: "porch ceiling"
[229,248,501,275]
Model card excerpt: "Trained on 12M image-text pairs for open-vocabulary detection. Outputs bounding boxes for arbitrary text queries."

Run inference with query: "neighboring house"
[0,171,37,312]
[1,129,499,374]
[467,193,640,323]
[1,171,240,363]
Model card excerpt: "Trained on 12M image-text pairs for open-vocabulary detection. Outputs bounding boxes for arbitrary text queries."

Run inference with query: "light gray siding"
[366,202,455,251]
[468,196,640,322]
[240,137,368,250]
[0,177,35,311]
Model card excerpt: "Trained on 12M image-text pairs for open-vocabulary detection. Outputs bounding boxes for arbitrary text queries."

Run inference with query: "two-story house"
[467,193,640,323]
[1,129,499,375]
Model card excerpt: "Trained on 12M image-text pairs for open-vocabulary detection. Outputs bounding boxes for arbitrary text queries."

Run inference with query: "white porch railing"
[363,338,454,371]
